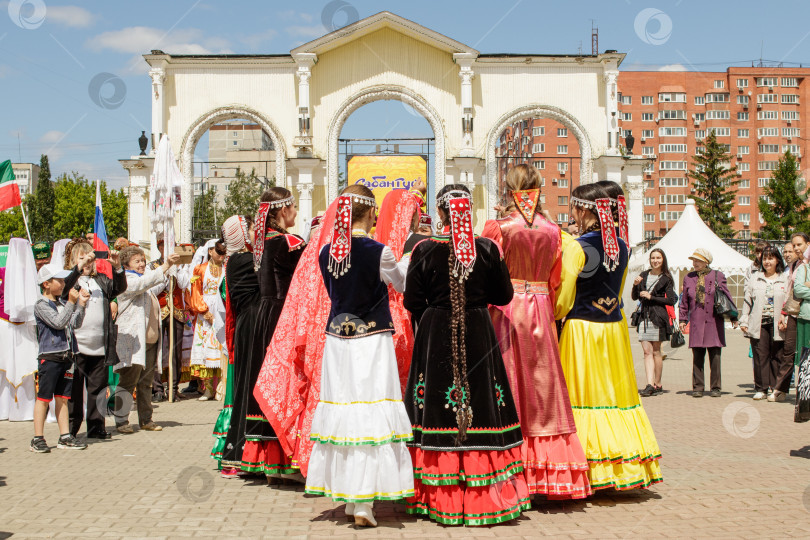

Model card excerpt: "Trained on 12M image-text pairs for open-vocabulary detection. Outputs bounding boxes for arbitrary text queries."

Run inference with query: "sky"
[1,0,809,189]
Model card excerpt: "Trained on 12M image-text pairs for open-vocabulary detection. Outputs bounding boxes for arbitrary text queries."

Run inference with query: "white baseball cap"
[38,263,71,285]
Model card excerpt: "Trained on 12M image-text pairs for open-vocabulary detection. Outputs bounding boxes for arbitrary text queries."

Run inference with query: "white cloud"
[286,25,325,39]
[39,130,65,144]
[241,29,278,50]
[86,26,232,55]
[47,5,97,28]
[658,63,688,72]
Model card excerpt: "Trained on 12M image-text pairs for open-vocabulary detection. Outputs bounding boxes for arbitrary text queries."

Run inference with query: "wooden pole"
[168,276,175,403]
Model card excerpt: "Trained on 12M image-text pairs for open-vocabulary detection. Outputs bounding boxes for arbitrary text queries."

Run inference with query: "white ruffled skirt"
[305,333,415,503]
[0,319,38,421]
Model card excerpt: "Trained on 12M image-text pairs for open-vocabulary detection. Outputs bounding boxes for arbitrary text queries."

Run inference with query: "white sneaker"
[198,386,213,401]
[767,391,786,402]
[753,392,766,400]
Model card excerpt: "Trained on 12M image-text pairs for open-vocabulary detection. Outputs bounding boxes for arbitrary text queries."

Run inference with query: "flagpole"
[19,200,32,244]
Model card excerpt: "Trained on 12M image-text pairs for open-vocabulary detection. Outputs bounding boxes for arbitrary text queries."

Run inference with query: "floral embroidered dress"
[189,261,226,381]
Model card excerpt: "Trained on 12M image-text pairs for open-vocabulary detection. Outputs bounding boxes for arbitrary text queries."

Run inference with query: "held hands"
[68,287,80,304]
[78,288,91,306]
[778,318,788,332]
[639,291,652,300]
[203,311,214,324]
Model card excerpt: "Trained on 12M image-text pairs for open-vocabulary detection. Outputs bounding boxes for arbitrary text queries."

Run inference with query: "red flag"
[0,181,21,212]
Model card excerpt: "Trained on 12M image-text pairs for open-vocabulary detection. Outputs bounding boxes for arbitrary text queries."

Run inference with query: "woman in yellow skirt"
[555,183,662,491]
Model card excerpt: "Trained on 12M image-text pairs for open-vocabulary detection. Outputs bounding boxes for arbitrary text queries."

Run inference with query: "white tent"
[625,198,752,317]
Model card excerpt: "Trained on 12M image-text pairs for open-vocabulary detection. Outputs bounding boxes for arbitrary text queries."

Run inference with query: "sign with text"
[347,155,427,207]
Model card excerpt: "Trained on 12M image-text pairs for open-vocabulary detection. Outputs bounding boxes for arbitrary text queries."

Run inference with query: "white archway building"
[120,11,651,244]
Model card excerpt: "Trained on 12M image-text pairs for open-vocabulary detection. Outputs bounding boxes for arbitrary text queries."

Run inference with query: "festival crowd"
[3,164,809,527]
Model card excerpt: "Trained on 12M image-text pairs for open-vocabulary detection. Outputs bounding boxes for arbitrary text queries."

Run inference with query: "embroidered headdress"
[221,215,252,270]
[595,198,620,272]
[439,190,476,281]
[327,192,377,278]
[511,188,541,225]
[617,195,629,245]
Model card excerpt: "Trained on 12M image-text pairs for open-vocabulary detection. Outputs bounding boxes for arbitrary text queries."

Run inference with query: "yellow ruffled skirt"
[559,318,662,490]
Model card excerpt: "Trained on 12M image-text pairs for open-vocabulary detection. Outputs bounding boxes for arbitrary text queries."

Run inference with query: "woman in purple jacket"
[679,248,739,398]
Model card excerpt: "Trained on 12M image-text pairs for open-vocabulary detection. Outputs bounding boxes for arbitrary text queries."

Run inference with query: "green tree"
[192,185,222,243]
[0,203,27,243]
[52,172,95,238]
[100,182,129,240]
[27,154,55,242]
[222,167,264,219]
[687,131,740,237]
[758,151,809,239]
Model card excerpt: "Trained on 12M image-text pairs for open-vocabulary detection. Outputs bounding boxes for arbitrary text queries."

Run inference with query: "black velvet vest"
[567,231,628,323]
[319,236,395,338]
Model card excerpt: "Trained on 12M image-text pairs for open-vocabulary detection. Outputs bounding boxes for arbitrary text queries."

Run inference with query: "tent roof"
[630,199,752,274]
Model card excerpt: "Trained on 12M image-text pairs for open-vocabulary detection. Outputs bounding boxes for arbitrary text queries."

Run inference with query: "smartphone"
[94,250,109,260]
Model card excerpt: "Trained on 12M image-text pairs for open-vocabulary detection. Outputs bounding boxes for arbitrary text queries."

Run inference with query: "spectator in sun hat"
[32,241,52,271]
[679,247,738,398]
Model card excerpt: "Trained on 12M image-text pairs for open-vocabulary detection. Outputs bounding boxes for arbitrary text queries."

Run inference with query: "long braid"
[267,213,288,235]
[448,233,472,444]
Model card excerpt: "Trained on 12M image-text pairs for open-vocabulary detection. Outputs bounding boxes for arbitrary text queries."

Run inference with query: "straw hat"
[688,248,713,264]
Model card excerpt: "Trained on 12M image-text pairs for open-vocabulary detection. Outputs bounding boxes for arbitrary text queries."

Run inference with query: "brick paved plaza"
[2,331,809,539]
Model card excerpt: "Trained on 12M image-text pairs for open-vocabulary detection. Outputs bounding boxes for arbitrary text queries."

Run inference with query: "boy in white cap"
[31,264,90,453]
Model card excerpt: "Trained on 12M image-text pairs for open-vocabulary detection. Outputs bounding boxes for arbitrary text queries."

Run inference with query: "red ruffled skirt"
[241,440,298,475]
[521,433,591,499]
[406,446,531,526]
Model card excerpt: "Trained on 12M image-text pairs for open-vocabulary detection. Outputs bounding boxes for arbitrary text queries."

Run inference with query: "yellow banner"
[347,155,427,207]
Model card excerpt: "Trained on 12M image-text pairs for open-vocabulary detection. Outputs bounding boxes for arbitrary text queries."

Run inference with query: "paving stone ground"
[2,330,810,539]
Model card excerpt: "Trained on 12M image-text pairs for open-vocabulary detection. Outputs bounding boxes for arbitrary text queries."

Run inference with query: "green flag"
[0,160,15,184]
[0,245,8,268]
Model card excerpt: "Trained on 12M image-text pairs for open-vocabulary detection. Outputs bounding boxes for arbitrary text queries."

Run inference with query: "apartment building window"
[757,94,778,103]
[622,129,632,137]
[659,92,686,102]
[782,111,800,121]
[558,162,569,173]
[642,113,655,121]
[19,186,27,196]
[643,146,655,156]
[737,95,749,105]
[557,128,568,137]
[660,211,683,220]
[659,127,686,136]
[739,179,750,188]
[758,178,771,187]
[622,112,632,121]
[737,145,750,155]
[695,145,706,155]
[757,111,778,120]
[659,144,687,153]
[532,143,545,153]
[757,77,778,87]
[557,196,568,206]
[557,213,569,223]
[644,197,655,206]
[621,96,632,105]
[695,96,705,105]
[738,196,751,206]
[694,113,706,122]
[738,129,750,137]
[782,94,799,104]
[533,160,545,169]
[714,80,725,89]
[532,126,545,136]
[758,144,779,153]
[557,145,568,155]
[737,112,749,121]
[783,144,801,154]
[759,161,778,171]
[660,177,687,187]
[660,110,687,120]
[737,78,749,88]
[782,77,798,87]
[644,213,655,223]
[708,127,730,136]
[706,93,730,103]
[706,110,730,120]
[660,194,686,204]
[642,96,654,105]
[557,178,568,187]
[757,127,778,137]
[760,196,772,204]
[739,213,751,224]
[738,163,750,171]
[643,164,655,175]
[642,130,655,138]
[660,161,687,170]
[783,127,800,137]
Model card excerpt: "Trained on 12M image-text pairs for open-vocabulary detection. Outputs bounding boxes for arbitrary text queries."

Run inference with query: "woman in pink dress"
[482,164,590,499]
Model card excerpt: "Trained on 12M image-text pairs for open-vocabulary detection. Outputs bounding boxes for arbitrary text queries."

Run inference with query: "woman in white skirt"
[305,184,414,527]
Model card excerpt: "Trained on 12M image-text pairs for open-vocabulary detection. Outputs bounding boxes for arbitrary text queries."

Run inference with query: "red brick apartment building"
[498,68,810,239]
[619,68,810,239]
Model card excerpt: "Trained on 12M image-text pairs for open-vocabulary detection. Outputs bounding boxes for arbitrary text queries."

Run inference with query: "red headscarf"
[374,189,421,258]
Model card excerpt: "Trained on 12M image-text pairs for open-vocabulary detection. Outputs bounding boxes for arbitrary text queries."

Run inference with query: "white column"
[149,67,165,155]
[291,157,320,230]
[604,70,620,156]
[624,181,645,248]
[293,53,316,155]
[455,53,476,157]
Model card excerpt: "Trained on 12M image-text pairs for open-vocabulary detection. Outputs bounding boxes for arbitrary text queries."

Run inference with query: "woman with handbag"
[776,236,805,400]
[632,249,677,397]
[679,248,739,398]
[739,245,788,401]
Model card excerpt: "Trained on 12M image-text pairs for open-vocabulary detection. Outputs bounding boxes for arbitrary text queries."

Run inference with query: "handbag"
[795,347,810,423]
[630,304,642,327]
[713,272,739,318]
[783,283,802,317]
[670,328,685,348]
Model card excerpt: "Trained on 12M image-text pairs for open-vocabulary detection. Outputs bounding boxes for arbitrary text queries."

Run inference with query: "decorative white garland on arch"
[179,106,287,242]
[326,85,446,203]
[485,105,594,219]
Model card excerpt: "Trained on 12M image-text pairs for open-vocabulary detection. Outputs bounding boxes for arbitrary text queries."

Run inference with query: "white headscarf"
[50,238,71,272]
[191,239,218,268]
[5,238,39,323]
